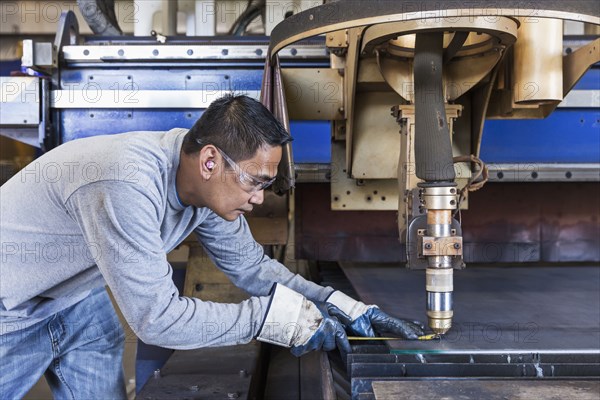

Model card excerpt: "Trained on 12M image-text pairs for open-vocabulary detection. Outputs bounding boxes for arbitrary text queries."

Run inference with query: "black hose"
[229,0,266,36]
[77,0,122,36]
[443,31,469,64]
[413,32,455,184]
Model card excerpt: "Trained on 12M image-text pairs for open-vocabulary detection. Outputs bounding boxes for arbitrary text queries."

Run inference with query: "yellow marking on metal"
[347,334,440,341]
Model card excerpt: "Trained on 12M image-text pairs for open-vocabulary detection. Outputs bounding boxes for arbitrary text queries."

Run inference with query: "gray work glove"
[326,291,425,339]
[256,284,351,359]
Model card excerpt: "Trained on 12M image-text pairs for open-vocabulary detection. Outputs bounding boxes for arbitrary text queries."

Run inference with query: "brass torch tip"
[428,317,452,335]
[431,326,451,335]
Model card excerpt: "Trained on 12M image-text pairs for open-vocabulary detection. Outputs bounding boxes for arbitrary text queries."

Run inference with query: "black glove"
[290,302,351,359]
[326,291,425,339]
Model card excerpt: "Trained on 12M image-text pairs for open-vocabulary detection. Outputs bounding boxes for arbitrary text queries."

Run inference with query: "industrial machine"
[262,1,599,336]
[1,1,599,398]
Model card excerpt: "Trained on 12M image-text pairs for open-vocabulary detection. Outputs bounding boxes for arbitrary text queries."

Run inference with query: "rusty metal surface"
[294,182,600,263]
[295,183,402,262]
[339,264,600,354]
[462,182,600,263]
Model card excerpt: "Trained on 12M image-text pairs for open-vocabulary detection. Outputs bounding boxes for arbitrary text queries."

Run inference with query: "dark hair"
[182,94,292,161]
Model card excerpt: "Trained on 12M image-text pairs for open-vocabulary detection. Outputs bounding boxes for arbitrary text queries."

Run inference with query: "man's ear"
[199,145,218,180]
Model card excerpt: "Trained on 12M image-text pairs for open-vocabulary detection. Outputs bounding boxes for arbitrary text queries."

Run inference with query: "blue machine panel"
[289,121,331,163]
[59,65,333,162]
[481,109,600,163]
[573,67,599,90]
[481,66,599,163]
[61,110,203,142]
[58,66,598,165]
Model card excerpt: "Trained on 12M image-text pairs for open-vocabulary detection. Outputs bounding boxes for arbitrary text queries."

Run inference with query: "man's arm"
[194,209,425,340]
[194,213,334,302]
[65,181,270,349]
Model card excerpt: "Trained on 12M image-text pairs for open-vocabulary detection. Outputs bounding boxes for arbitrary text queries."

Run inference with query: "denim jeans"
[0,287,126,399]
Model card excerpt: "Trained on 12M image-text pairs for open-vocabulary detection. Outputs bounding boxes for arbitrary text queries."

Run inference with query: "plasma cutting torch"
[412,32,462,335]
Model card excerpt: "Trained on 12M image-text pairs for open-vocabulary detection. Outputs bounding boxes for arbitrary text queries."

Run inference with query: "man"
[0,94,423,398]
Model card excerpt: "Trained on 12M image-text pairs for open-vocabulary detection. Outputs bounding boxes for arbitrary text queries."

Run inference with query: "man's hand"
[256,284,351,358]
[289,302,351,358]
[326,291,425,339]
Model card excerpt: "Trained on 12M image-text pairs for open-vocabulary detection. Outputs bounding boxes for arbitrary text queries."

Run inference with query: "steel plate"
[339,265,600,354]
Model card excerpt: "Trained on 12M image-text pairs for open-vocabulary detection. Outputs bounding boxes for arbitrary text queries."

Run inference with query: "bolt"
[424,243,432,250]
[227,393,239,399]
[189,385,199,392]
[239,369,248,378]
[454,243,461,249]
[153,369,161,379]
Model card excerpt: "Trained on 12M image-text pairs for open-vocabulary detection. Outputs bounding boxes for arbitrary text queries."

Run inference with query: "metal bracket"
[422,236,463,256]
[326,30,349,49]
[406,215,465,270]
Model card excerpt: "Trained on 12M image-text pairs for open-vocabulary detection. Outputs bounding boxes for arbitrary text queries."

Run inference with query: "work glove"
[326,291,425,339]
[256,284,352,359]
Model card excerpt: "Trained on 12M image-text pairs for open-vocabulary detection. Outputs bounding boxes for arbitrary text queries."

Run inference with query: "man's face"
[208,145,282,221]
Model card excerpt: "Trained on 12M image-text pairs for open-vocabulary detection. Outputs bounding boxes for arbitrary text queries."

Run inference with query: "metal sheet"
[351,92,403,179]
[281,68,343,120]
[372,380,600,400]
[331,142,399,211]
[339,265,600,354]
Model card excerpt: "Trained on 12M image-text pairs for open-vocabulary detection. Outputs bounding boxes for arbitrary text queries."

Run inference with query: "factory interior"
[1,1,599,399]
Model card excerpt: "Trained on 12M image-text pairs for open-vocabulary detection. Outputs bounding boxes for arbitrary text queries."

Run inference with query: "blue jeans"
[0,287,126,399]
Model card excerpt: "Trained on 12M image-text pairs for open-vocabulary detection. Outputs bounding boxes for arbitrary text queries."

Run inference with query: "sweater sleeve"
[64,180,270,349]
[194,212,334,302]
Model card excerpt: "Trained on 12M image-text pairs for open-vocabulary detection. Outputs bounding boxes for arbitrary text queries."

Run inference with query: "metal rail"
[294,163,600,183]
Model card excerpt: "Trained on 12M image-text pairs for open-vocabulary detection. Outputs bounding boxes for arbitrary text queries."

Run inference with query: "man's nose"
[249,189,264,205]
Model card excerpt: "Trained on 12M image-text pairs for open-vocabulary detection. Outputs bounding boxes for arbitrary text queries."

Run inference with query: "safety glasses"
[214,146,276,193]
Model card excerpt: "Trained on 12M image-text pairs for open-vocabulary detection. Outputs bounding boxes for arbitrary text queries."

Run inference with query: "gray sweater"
[0,128,332,348]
